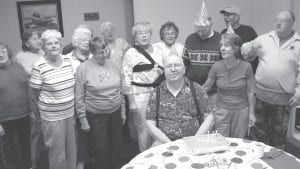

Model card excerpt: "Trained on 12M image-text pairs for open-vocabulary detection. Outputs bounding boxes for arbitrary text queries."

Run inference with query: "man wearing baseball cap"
[220,5,259,73]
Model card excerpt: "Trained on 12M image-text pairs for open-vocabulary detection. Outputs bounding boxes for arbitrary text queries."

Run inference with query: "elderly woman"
[63,25,93,55]
[15,29,45,169]
[154,21,184,58]
[30,29,76,169]
[65,25,93,169]
[122,22,164,151]
[65,24,93,73]
[203,32,256,138]
[101,21,130,69]
[146,54,214,146]
[75,37,123,169]
[15,29,44,76]
[0,42,31,169]
[101,21,130,134]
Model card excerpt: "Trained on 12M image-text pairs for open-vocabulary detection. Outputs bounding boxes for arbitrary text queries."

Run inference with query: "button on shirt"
[146,81,214,140]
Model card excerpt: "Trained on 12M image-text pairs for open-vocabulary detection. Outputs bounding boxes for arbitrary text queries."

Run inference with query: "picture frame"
[17,0,64,37]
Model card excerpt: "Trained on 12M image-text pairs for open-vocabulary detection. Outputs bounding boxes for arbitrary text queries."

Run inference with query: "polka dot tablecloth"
[121,138,300,169]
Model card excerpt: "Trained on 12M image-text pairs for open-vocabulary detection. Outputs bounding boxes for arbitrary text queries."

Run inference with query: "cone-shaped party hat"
[226,24,235,34]
[195,0,210,27]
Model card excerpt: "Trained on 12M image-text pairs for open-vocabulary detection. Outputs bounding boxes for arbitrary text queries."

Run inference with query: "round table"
[122,137,300,169]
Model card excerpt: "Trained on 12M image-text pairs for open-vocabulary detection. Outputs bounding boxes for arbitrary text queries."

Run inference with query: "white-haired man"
[146,54,214,146]
[183,13,221,102]
[242,11,300,149]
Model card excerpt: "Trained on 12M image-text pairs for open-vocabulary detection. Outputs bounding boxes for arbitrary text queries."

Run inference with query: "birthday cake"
[183,133,230,155]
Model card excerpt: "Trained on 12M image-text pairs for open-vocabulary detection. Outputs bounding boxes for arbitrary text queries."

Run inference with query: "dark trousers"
[86,107,123,169]
[76,118,92,163]
[250,98,290,149]
[0,116,31,169]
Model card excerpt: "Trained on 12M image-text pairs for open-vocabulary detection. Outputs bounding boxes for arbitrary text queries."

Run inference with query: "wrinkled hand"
[80,118,90,132]
[251,41,262,50]
[121,110,126,125]
[248,112,257,127]
[289,96,300,107]
[241,41,262,61]
[0,124,5,136]
[152,67,163,79]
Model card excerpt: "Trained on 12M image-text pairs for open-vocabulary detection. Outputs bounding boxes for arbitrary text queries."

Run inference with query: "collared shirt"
[146,80,215,140]
[65,51,92,73]
[30,55,75,121]
[153,41,184,58]
[243,31,300,104]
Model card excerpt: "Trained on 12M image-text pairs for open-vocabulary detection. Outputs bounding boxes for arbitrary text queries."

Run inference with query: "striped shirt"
[30,55,75,121]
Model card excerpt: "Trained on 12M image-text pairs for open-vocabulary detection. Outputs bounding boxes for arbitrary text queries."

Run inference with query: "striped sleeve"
[30,62,43,89]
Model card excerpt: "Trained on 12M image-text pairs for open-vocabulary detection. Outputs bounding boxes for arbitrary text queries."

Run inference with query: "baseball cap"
[220,5,241,15]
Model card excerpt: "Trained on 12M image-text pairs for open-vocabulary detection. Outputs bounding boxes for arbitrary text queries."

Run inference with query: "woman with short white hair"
[66,25,93,73]
[30,29,77,169]
[122,22,164,151]
[101,21,130,69]
[64,25,94,169]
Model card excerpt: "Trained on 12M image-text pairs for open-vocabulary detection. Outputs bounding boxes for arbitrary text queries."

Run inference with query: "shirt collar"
[161,78,190,95]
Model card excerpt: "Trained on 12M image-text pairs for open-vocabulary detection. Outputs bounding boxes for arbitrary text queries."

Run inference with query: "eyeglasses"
[95,46,110,56]
[136,31,151,36]
[274,18,291,24]
[164,32,176,36]
[164,64,184,70]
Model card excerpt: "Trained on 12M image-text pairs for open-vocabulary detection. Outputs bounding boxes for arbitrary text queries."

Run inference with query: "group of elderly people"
[0,4,299,169]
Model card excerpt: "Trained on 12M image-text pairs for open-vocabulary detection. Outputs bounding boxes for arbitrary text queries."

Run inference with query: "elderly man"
[242,11,300,149]
[183,14,221,102]
[220,5,258,73]
[146,54,214,146]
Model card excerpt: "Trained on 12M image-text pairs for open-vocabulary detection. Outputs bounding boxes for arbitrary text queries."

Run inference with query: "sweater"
[0,61,30,122]
[75,58,121,118]
[183,31,221,94]
[15,50,43,75]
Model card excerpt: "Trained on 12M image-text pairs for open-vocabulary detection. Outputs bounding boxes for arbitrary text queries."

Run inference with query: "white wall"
[292,0,300,32]
[0,0,297,55]
[133,0,291,44]
[0,0,133,55]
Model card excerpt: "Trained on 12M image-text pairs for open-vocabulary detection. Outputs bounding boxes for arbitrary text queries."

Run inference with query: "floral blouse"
[122,45,163,95]
[146,81,215,140]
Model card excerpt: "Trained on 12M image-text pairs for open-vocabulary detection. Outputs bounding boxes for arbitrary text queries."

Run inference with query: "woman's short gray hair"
[41,29,62,48]
[72,25,93,47]
[132,22,152,38]
[100,21,115,33]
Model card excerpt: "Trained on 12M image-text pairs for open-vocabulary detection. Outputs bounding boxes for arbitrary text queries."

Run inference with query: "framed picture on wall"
[17,0,64,37]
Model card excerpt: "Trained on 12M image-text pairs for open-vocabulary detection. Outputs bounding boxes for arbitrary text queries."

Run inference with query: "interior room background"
[0,0,299,55]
